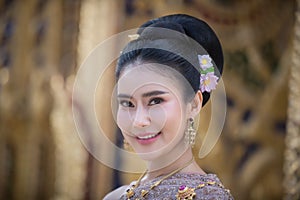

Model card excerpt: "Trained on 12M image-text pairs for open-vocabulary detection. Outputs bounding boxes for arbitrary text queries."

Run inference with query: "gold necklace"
[126,157,194,199]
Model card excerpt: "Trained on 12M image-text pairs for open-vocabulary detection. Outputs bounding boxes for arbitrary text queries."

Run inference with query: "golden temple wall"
[0,0,299,199]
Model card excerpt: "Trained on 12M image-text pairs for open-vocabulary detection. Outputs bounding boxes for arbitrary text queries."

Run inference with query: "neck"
[144,147,197,180]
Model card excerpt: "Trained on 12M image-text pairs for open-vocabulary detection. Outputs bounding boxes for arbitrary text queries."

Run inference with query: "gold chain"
[126,157,194,199]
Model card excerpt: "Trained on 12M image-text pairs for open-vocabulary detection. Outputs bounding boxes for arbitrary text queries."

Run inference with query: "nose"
[132,105,151,128]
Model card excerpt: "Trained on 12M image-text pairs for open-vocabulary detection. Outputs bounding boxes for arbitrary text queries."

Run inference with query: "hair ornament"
[128,34,140,41]
[198,54,219,93]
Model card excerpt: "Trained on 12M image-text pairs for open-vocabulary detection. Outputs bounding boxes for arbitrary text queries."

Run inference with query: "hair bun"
[138,14,224,76]
[137,21,188,42]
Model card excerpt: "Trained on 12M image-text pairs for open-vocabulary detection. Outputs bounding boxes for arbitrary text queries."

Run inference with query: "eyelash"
[149,97,164,105]
[119,100,134,107]
[119,97,164,108]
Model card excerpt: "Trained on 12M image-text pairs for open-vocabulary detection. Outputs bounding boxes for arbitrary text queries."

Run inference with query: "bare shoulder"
[103,185,128,200]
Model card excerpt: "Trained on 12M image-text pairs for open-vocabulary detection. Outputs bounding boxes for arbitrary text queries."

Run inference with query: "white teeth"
[137,133,159,140]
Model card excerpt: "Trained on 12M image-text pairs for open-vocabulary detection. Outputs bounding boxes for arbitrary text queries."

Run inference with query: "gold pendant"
[126,188,135,199]
[176,185,196,200]
[141,189,149,197]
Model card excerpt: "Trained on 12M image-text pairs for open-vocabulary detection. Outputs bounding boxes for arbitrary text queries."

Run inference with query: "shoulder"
[195,182,233,199]
[103,185,128,200]
[195,174,233,199]
[174,173,234,199]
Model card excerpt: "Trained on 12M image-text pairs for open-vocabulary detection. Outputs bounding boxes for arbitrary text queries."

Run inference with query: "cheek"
[116,109,132,133]
[162,100,186,132]
[148,105,167,130]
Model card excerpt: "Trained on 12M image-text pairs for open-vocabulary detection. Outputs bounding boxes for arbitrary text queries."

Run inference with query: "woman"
[104,14,234,199]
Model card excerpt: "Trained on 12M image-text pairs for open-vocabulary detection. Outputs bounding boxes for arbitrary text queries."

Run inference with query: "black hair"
[116,14,223,106]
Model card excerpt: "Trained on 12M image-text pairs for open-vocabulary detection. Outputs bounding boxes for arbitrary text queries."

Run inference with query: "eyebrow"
[117,90,169,99]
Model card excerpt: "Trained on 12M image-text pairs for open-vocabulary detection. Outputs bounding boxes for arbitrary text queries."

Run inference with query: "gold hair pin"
[128,34,140,41]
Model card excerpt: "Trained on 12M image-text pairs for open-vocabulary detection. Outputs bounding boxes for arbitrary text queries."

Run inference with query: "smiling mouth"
[137,132,161,140]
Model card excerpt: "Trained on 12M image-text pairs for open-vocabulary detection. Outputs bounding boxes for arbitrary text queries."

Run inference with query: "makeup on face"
[116,65,192,160]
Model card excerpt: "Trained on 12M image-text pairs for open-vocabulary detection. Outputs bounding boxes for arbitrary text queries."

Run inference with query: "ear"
[189,91,203,118]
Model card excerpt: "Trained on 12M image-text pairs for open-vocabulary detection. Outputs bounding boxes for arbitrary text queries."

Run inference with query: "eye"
[119,100,134,107]
[149,97,164,106]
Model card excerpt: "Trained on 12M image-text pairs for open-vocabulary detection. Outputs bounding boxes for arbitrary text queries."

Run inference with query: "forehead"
[117,63,183,96]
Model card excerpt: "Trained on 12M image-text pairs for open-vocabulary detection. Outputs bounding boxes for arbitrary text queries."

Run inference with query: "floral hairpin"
[198,54,219,93]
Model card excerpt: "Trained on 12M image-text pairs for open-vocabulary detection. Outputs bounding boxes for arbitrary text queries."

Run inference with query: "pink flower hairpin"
[198,54,219,93]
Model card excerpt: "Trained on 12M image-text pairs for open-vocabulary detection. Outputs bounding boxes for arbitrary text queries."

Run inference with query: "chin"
[135,148,166,161]
[135,145,180,164]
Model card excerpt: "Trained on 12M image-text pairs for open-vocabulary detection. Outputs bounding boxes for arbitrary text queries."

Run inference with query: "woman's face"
[116,64,193,161]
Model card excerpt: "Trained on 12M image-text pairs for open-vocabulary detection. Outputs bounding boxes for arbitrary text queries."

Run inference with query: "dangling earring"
[185,118,196,147]
[123,139,134,151]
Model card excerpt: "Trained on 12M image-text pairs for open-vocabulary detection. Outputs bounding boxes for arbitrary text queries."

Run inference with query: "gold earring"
[123,139,134,151]
[185,118,196,147]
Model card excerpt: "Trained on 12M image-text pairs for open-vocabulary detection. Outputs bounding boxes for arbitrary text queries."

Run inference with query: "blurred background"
[0,0,300,199]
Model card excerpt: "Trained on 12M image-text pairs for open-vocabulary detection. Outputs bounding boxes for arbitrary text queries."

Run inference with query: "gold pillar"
[0,0,84,199]
[49,0,88,199]
[77,0,122,198]
[284,0,300,199]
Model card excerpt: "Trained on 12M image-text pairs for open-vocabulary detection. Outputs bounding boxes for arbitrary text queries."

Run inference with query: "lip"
[136,132,161,145]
